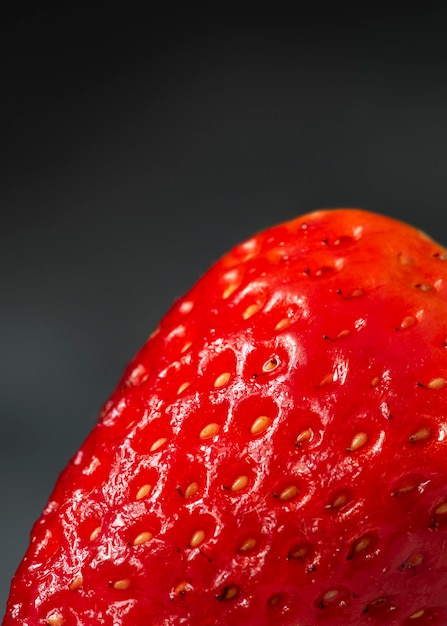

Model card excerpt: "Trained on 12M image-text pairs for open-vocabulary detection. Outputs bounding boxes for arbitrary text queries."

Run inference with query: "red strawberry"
[4,208,447,625]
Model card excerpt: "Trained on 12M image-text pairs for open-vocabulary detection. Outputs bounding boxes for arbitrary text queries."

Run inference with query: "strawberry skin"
[4,208,447,625]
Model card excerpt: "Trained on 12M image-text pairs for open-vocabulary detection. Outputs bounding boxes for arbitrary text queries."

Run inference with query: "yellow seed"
[89,526,101,541]
[113,578,131,591]
[318,373,334,387]
[199,423,220,439]
[177,381,190,395]
[250,415,271,435]
[350,288,364,298]
[184,482,199,499]
[133,531,153,546]
[337,329,350,339]
[174,581,193,595]
[401,316,416,328]
[242,304,261,320]
[220,584,239,600]
[410,427,431,443]
[326,492,348,509]
[348,432,368,452]
[47,614,65,626]
[435,502,447,516]
[288,544,310,559]
[150,437,167,452]
[135,484,151,500]
[278,485,299,501]
[222,269,242,300]
[353,535,370,553]
[396,482,416,495]
[296,428,312,445]
[238,537,257,553]
[268,594,282,606]
[214,372,231,387]
[427,377,447,390]
[275,317,291,331]
[399,253,414,265]
[262,357,279,372]
[333,493,348,507]
[231,475,249,492]
[69,576,83,591]
[181,341,192,353]
[410,609,425,619]
[189,529,206,548]
[322,589,339,602]
[370,376,381,388]
[404,552,424,568]
[222,285,236,299]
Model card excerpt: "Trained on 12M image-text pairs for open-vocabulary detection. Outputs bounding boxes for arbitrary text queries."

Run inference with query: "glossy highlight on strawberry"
[4,209,447,625]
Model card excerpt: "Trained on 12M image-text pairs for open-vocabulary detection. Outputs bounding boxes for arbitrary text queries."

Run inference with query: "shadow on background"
[2,4,447,615]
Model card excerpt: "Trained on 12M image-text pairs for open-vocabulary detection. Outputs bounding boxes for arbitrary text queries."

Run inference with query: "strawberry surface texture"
[5,208,447,626]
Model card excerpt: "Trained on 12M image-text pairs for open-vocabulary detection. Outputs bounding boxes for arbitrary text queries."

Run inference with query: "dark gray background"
[2,4,447,616]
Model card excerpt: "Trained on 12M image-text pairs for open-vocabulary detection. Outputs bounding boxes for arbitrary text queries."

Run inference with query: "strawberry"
[4,208,447,626]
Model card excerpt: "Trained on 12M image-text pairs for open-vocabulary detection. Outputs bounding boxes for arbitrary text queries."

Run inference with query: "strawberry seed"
[435,502,447,515]
[113,579,131,591]
[348,535,371,559]
[321,589,339,603]
[133,532,153,546]
[296,428,313,446]
[427,377,447,390]
[401,316,416,329]
[318,373,334,387]
[150,437,167,452]
[135,484,151,500]
[199,423,220,439]
[189,530,206,548]
[69,576,83,591]
[401,552,424,569]
[222,270,241,299]
[47,613,65,626]
[177,382,190,395]
[184,482,199,499]
[89,526,101,541]
[250,415,271,435]
[409,427,431,444]
[243,304,261,320]
[409,609,425,619]
[262,357,279,373]
[222,284,238,299]
[173,581,194,596]
[326,492,349,509]
[347,432,368,452]
[278,485,299,501]
[275,317,291,331]
[217,584,239,601]
[214,372,231,388]
[230,475,249,492]
[287,543,312,560]
[238,537,257,553]
[180,340,192,353]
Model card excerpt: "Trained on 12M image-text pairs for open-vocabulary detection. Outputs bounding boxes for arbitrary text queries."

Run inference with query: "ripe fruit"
[4,208,447,625]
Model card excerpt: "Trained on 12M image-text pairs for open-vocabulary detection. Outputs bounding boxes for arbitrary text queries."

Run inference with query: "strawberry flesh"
[4,208,447,625]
